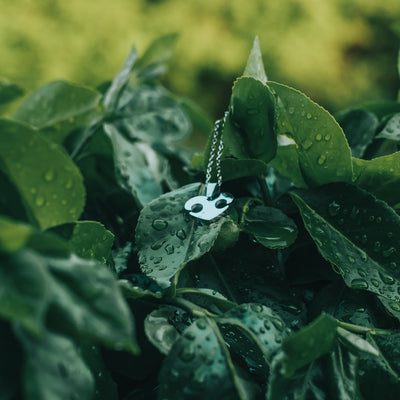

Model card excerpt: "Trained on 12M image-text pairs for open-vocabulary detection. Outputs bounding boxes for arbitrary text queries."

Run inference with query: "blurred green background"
[1,0,400,119]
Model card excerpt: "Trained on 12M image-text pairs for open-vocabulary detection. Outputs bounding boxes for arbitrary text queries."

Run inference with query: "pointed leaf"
[242,205,298,249]
[0,79,24,106]
[268,82,353,185]
[136,183,229,288]
[290,183,400,301]
[14,80,102,143]
[243,36,267,84]
[0,119,85,229]
[158,318,250,400]
[282,313,338,377]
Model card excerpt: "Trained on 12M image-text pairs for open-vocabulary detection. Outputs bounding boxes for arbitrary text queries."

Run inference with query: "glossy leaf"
[221,158,269,181]
[242,205,298,249]
[0,79,24,106]
[376,113,400,141]
[14,80,102,143]
[352,154,400,205]
[16,327,94,400]
[0,119,85,230]
[104,123,164,206]
[290,184,400,302]
[136,183,228,288]
[282,313,338,377]
[243,36,267,84]
[47,255,139,354]
[158,317,250,400]
[103,46,138,112]
[49,221,114,263]
[144,307,180,355]
[225,77,276,162]
[268,82,353,185]
[0,250,50,334]
[337,327,379,357]
[335,109,378,158]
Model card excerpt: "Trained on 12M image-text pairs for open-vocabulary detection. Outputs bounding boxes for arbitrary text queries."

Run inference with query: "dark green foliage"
[1,35,400,400]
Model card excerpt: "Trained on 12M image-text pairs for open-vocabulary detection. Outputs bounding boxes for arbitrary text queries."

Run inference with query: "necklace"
[184,111,234,221]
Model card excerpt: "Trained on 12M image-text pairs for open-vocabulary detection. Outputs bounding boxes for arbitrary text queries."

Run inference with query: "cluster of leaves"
[2,35,400,400]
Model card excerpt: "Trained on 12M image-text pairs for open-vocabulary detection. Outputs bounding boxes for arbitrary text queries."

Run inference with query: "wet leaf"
[0,119,85,230]
[268,82,353,185]
[243,36,267,84]
[376,113,400,142]
[242,205,298,249]
[337,327,379,357]
[158,317,250,400]
[136,183,228,288]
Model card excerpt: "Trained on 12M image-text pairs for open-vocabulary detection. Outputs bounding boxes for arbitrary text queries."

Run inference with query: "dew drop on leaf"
[302,139,313,150]
[379,272,395,285]
[383,247,396,258]
[328,201,341,216]
[373,241,381,252]
[250,304,263,313]
[176,229,186,240]
[371,279,380,287]
[306,113,312,119]
[65,179,73,189]
[317,155,326,165]
[43,169,56,182]
[179,346,195,362]
[151,239,166,250]
[153,257,162,264]
[315,133,322,141]
[361,234,368,244]
[165,244,175,255]
[357,268,367,278]
[389,262,397,269]
[389,302,400,312]
[324,134,331,141]
[152,219,169,231]
[35,195,46,207]
[196,319,207,330]
[350,278,369,290]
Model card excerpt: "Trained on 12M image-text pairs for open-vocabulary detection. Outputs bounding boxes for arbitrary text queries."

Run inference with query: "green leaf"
[158,317,250,400]
[335,109,378,158]
[47,255,139,354]
[219,303,290,378]
[290,184,400,301]
[268,82,353,185]
[49,221,114,263]
[144,307,180,355]
[352,154,400,205]
[136,183,229,288]
[325,342,363,400]
[14,81,102,143]
[221,158,269,181]
[103,47,138,112]
[0,79,24,106]
[226,77,276,162]
[133,33,179,80]
[282,313,338,377]
[16,327,94,400]
[242,205,298,249]
[243,36,267,84]
[376,113,400,141]
[337,327,379,357]
[0,250,50,334]
[104,123,164,206]
[0,119,86,230]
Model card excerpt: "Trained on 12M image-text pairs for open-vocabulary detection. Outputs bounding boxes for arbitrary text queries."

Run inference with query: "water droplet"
[315,133,322,141]
[43,169,55,182]
[350,206,359,219]
[165,244,175,255]
[196,319,207,330]
[379,272,395,285]
[65,179,73,189]
[351,278,369,289]
[389,262,397,269]
[271,318,284,331]
[389,301,400,312]
[35,195,45,207]
[306,113,312,119]
[184,331,196,341]
[288,107,295,114]
[361,234,368,244]
[371,279,380,287]
[176,229,186,240]
[358,268,367,278]
[61,199,67,206]
[369,216,375,222]
[348,256,356,264]
[153,257,162,264]
[179,346,195,362]
[302,139,313,150]
[30,187,37,195]
[387,232,393,239]
[151,239,166,250]
[383,247,396,258]
[373,241,381,252]
[317,155,326,165]
[328,201,341,216]
[250,304,263,313]
[169,368,180,382]
[324,134,331,141]
[376,217,382,223]
[152,219,168,231]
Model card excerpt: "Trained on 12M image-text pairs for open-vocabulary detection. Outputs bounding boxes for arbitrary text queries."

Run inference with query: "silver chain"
[205,111,228,187]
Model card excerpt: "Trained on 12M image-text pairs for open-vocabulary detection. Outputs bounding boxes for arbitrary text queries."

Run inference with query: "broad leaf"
[136,183,229,288]
[243,36,267,84]
[337,327,379,357]
[376,113,400,141]
[268,82,353,185]
[16,327,94,400]
[0,119,85,229]
[242,205,298,249]
[290,184,400,303]
[158,317,250,400]
[144,307,180,355]
[282,313,338,377]
[335,109,378,158]
[0,79,24,106]
[14,80,102,143]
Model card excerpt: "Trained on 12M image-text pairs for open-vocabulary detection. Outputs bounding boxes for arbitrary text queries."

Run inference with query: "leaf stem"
[257,176,273,206]
[337,320,396,336]
[170,297,217,318]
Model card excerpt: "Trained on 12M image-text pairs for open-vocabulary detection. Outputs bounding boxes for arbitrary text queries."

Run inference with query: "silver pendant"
[184,183,233,221]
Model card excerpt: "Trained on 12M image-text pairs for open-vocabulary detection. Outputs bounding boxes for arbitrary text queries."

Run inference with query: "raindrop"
[152,219,168,231]
[306,113,312,119]
[176,229,187,240]
[317,155,326,165]
[328,201,341,216]
[315,133,322,141]
[387,232,393,239]
[383,247,396,258]
[389,262,397,269]
[361,234,368,244]
[348,256,356,264]
[358,268,367,278]
[369,216,375,222]
[371,279,380,287]
[250,304,263,313]
[196,319,207,330]
[43,169,55,182]
[184,332,196,341]
[389,302,400,312]
[288,107,295,114]
[35,195,45,207]
[376,217,382,223]
[65,179,73,189]
[324,134,331,141]
[350,206,359,219]
[350,279,369,290]
[61,199,67,206]
[179,346,195,362]
[302,139,313,150]
[373,241,381,252]
[271,318,284,331]
[165,244,175,255]
[379,272,395,285]
[263,320,271,330]
[151,239,166,250]
[153,257,162,264]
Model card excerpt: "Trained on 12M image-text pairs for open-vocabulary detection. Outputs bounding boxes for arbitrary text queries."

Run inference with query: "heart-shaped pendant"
[184,183,233,221]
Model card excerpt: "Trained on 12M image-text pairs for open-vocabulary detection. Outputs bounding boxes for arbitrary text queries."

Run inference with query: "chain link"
[205,111,228,187]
